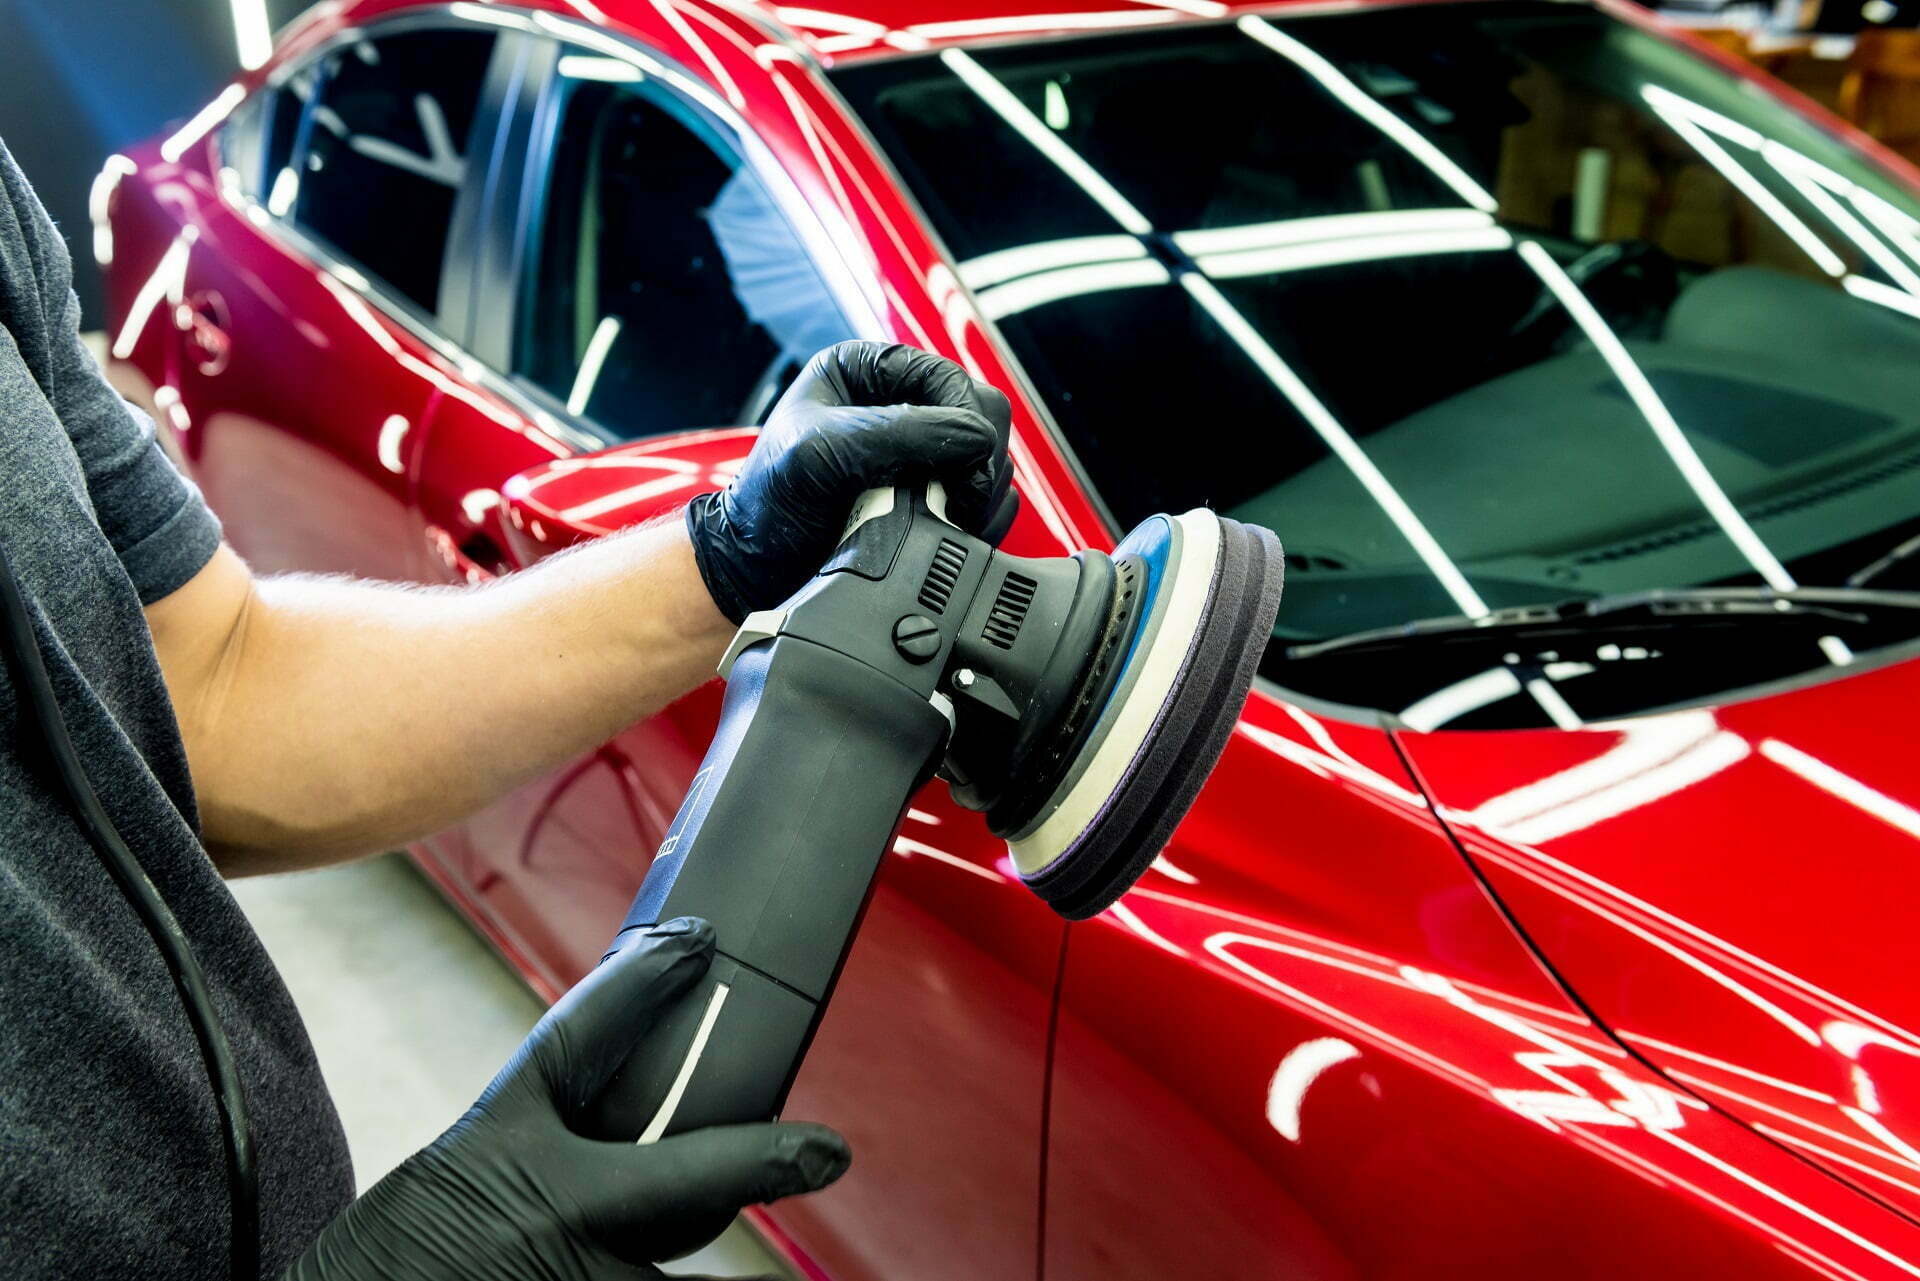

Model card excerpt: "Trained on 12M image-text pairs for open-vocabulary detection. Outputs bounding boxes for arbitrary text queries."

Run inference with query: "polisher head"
[946,510,1283,920]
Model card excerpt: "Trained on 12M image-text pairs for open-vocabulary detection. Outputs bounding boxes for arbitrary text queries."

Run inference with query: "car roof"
[335,0,1323,66]
[713,0,1298,62]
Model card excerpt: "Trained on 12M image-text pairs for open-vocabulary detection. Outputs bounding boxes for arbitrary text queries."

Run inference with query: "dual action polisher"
[587,485,1283,1172]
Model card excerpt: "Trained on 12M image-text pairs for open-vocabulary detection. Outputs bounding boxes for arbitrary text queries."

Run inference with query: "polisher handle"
[583,632,949,1146]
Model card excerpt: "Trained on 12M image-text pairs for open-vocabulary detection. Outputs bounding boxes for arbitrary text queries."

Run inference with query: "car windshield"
[832,2,1920,728]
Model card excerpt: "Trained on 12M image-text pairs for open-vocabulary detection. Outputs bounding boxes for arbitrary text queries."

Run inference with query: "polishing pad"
[1007,511,1283,919]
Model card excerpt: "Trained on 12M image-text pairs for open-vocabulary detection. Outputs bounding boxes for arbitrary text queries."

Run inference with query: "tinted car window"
[294,29,496,313]
[220,63,320,209]
[835,5,1920,725]
[218,92,270,198]
[514,69,849,438]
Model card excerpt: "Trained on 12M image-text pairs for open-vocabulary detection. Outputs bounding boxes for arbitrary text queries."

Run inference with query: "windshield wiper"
[1849,533,1920,589]
[1284,586,1920,662]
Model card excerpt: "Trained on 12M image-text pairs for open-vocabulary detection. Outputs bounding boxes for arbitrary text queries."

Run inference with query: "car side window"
[513,67,850,439]
[292,29,497,314]
[220,63,320,209]
[218,92,270,199]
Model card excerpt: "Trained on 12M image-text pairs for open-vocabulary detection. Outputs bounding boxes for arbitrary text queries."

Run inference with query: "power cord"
[0,540,258,1280]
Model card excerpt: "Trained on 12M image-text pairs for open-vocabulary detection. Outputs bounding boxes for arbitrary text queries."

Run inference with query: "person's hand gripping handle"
[684,341,1017,624]
[284,920,849,1279]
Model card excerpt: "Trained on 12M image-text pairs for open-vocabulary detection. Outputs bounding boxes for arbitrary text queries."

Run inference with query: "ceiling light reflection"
[559,54,645,82]
[1181,273,1489,617]
[1464,709,1747,843]
[1172,207,1494,256]
[909,11,1178,39]
[232,0,272,69]
[1525,677,1583,731]
[267,166,299,216]
[941,49,1152,234]
[1517,241,1797,594]
[892,834,1001,882]
[112,230,195,360]
[1197,226,1513,281]
[1852,187,1920,270]
[774,6,887,34]
[975,258,1169,319]
[1653,1127,1920,1279]
[567,315,624,415]
[1760,740,1920,841]
[446,2,540,31]
[1642,86,1846,278]
[89,155,137,266]
[1845,272,1920,320]
[377,414,409,475]
[1400,667,1524,732]
[161,84,248,164]
[1149,853,1197,883]
[560,472,701,524]
[1238,17,1496,214]
[957,235,1147,290]
[1106,901,1188,956]
[1765,144,1920,295]
[1266,1037,1361,1141]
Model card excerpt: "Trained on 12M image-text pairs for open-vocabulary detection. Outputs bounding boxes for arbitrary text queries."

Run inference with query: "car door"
[411,33,1061,1279]
[161,22,508,581]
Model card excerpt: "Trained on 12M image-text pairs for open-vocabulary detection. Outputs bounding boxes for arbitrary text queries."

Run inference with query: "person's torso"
[0,215,353,1278]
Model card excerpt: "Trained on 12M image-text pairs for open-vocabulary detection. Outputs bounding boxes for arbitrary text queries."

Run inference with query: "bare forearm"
[168,518,731,873]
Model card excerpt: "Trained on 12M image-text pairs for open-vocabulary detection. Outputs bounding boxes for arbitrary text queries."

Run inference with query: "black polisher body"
[584,487,1283,1246]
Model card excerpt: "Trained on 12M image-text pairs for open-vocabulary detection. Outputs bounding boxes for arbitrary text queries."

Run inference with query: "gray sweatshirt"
[0,138,353,1277]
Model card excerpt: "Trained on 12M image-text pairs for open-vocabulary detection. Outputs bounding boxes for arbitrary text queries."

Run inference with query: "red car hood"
[1395,652,1920,1223]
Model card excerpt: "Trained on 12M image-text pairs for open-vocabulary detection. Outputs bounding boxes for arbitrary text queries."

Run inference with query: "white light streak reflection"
[1181,273,1489,617]
[1266,1038,1360,1140]
[162,85,248,164]
[892,834,1001,882]
[1761,740,1920,841]
[1238,17,1496,213]
[112,231,195,360]
[1517,241,1797,594]
[232,0,273,69]
[941,49,1152,234]
[568,315,624,415]
[957,234,1147,290]
[90,156,136,265]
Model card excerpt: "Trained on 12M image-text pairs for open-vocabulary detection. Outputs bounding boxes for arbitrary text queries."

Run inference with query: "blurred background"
[0,0,306,321]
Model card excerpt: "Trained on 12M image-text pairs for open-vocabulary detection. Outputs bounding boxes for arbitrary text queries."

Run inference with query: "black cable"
[0,541,258,1281]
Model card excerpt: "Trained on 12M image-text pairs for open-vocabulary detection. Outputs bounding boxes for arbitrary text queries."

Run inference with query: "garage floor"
[228,853,789,1278]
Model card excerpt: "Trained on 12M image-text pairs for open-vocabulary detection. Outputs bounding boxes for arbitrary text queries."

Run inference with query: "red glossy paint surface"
[99,0,1920,1276]
[1400,656,1920,1230]
[499,430,758,563]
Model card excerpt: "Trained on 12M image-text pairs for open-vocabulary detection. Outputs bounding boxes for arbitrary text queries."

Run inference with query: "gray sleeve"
[4,143,223,604]
[49,288,223,604]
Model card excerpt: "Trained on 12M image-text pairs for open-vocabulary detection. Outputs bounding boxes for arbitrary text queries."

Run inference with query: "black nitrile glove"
[285,918,849,1281]
[686,340,1017,623]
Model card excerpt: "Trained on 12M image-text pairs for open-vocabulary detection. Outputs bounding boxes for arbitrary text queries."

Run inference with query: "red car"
[100,0,1920,1274]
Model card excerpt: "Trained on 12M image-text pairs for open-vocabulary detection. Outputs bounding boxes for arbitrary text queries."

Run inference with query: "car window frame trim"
[442,29,543,355]
[489,18,877,445]
[226,4,886,456]
[252,15,509,348]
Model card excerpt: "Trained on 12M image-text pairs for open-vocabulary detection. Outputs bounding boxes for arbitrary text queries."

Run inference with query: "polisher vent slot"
[919,539,968,614]
[982,572,1038,649]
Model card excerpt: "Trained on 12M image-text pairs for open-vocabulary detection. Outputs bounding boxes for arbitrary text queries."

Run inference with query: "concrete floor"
[229,853,791,1278]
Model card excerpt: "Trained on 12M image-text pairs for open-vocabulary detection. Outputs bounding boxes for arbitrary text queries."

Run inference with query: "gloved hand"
[285,918,849,1281]
[686,340,1016,623]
